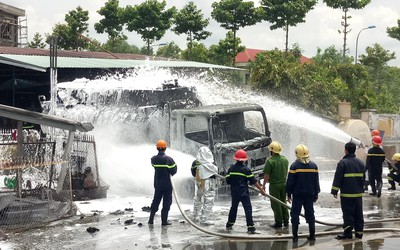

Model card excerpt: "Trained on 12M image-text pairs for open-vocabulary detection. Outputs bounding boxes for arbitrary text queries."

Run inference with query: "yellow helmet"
[268,141,282,154]
[295,144,309,158]
[392,153,400,162]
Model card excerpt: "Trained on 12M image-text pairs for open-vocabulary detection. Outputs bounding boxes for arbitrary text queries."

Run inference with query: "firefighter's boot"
[336,227,353,240]
[292,223,299,242]
[161,210,171,226]
[307,222,316,241]
[148,211,155,225]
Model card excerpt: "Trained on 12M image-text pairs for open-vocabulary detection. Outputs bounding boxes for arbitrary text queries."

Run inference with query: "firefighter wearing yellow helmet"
[286,144,320,242]
[263,141,289,228]
[387,153,400,190]
[148,140,177,226]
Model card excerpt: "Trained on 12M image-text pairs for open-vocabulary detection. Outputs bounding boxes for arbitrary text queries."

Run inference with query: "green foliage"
[323,0,371,10]
[181,42,209,62]
[211,0,262,65]
[248,49,307,106]
[124,0,176,55]
[50,6,89,51]
[208,31,245,66]
[173,1,211,58]
[27,32,46,49]
[260,0,317,52]
[360,43,396,69]
[103,37,140,54]
[156,42,181,59]
[95,0,126,40]
[387,19,400,41]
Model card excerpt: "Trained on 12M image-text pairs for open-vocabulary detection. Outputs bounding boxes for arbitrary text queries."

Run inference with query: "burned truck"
[51,79,272,194]
[169,103,272,194]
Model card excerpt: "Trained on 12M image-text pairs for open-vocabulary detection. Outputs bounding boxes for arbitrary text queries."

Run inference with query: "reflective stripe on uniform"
[226,172,254,178]
[344,173,364,177]
[367,153,385,156]
[152,164,176,168]
[340,193,364,198]
[331,186,340,191]
[289,169,318,173]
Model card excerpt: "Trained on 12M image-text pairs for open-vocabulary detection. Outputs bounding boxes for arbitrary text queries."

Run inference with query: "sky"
[5,0,400,66]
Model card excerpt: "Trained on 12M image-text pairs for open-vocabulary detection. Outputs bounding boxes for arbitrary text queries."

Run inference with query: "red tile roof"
[235,48,311,64]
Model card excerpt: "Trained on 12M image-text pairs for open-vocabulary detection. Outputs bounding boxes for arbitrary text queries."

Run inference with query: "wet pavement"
[1,185,400,250]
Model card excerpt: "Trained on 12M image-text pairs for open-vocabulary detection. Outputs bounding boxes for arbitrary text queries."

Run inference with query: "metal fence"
[0,129,76,233]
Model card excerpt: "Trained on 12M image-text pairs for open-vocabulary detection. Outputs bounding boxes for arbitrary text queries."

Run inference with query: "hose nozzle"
[350,137,364,148]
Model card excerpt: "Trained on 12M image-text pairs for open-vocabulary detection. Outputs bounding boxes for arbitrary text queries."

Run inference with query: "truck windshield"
[212,111,265,143]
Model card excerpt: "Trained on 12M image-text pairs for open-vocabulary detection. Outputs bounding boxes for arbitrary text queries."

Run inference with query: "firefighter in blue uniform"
[366,135,385,197]
[388,153,400,190]
[225,149,266,234]
[148,140,177,226]
[286,144,320,242]
[331,142,365,240]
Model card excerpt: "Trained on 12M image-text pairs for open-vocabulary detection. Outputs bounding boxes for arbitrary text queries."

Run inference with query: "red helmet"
[372,135,382,146]
[234,149,248,161]
[371,129,380,136]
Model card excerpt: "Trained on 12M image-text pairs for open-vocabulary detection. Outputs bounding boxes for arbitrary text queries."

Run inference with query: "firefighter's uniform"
[331,152,365,239]
[264,154,289,227]
[388,162,400,190]
[286,160,320,240]
[149,150,177,225]
[225,162,257,232]
[191,146,218,223]
[366,146,385,196]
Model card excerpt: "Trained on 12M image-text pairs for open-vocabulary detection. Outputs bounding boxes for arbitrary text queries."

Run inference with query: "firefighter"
[148,140,177,226]
[191,146,218,224]
[388,153,400,190]
[225,149,266,234]
[331,142,365,240]
[364,129,380,191]
[286,144,320,242]
[262,141,290,228]
[366,135,385,197]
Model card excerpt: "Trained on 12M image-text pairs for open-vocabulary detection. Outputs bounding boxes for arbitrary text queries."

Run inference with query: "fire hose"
[171,176,400,240]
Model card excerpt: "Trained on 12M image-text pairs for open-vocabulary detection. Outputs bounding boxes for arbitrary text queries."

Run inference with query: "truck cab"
[170,103,271,186]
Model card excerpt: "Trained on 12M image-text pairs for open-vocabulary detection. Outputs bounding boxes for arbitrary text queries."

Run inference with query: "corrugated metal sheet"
[0,54,241,72]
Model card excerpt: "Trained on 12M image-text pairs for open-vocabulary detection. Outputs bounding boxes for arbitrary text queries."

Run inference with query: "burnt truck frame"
[169,103,272,190]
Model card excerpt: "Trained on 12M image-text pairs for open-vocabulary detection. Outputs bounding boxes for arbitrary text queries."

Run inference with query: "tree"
[387,18,400,41]
[51,6,90,51]
[359,43,396,91]
[156,42,181,59]
[323,0,371,60]
[27,32,46,49]
[103,37,141,54]
[211,0,262,66]
[124,0,176,55]
[260,0,317,53]
[312,45,353,66]
[181,42,209,62]
[208,31,245,66]
[173,1,211,60]
[95,0,126,47]
[248,48,307,105]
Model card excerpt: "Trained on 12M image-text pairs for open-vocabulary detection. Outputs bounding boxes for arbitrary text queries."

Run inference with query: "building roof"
[0,104,93,132]
[0,46,241,72]
[235,48,312,64]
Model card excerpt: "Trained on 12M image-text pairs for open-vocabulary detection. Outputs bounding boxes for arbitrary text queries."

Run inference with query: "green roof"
[0,54,241,72]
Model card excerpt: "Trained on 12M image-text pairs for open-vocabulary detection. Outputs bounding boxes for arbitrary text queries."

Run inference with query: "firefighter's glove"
[287,194,292,204]
[313,195,318,202]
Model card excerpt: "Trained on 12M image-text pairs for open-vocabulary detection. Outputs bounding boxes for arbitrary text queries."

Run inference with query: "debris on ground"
[86,227,100,233]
